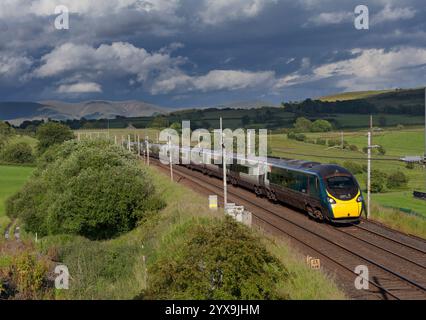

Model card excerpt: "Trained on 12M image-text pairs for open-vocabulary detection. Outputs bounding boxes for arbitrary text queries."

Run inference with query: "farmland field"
[308,127,424,156]
[0,165,34,232]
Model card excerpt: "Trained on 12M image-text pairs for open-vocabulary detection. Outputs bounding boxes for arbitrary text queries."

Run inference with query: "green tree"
[7,139,165,240]
[311,120,332,132]
[0,121,14,150]
[0,121,14,137]
[1,142,34,164]
[371,169,387,193]
[387,171,409,189]
[241,115,250,126]
[293,117,312,132]
[343,161,363,175]
[149,116,168,128]
[170,122,182,133]
[36,122,74,154]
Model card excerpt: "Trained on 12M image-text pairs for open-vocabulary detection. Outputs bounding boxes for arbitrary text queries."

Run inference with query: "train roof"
[150,143,353,177]
[267,157,352,177]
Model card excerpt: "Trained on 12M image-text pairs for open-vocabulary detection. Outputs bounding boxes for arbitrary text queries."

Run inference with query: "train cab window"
[326,176,358,200]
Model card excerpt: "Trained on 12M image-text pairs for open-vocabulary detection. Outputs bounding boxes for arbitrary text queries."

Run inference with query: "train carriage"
[145,143,364,224]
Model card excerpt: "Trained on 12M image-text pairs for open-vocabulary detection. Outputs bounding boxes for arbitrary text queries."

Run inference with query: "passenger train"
[145,143,365,224]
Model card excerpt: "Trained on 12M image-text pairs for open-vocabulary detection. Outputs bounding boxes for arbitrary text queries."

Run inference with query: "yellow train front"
[265,160,364,224]
[315,165,364,223]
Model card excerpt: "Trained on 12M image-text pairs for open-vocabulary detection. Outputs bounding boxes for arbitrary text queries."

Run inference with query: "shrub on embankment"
[6,139,165,240]
[138,216,289,300]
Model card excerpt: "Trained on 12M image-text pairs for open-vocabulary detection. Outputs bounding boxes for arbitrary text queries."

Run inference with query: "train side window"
[299,174,308,193]
[230,163,250,174]
[309,176,320,198]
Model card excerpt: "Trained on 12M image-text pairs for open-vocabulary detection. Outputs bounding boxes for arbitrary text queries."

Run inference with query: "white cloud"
[199,0,277,25]
[0,0,181,18]
[195,70,275,91]
[373,4,416,24]
[1,0,277,23]
[307,11,352,26]
[152,70,275,94]
[305,4,416,27]
[275,47,426,91]
[34,41,276,95]
[57,82,102,93]
[34,42,183,82]
[0,54,32,80]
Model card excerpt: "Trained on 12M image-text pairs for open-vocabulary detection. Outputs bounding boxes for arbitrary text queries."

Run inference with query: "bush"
[7,139,165,240]
[316,138,326,145]
[1,142,34,164]
[311,120,332,132]
[36,122,74,154]
[287,131,306,142]
[294,117,312,132]
[348,144,358,152]
[295,133,306,141]
[0,121,14,137]
[387,171,409,189]
[139,217,288,300]
[327,139,340,147]
[0,122,15,151]
[371,169,387,193]
[406,162,415,170]
[0,250,53,300]
[377,145,386,155]
[343,161,363,175]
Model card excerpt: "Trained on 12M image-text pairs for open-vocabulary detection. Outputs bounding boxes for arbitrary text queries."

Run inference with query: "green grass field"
[0,165,34,233]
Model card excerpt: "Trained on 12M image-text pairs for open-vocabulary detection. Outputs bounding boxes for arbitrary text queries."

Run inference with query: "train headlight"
[328,197,336,204]
[357,196,363,202]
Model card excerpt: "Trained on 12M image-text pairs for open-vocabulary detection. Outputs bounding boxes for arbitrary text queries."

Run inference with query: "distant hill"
[318,88,425,107]
[318,90,395,102]
[0,99,279,124]
[214,100,278,109]
[0,100,170,124]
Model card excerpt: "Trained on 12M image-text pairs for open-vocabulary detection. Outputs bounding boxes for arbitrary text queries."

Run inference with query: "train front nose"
[332,201,362,219]
[328,193,363,220]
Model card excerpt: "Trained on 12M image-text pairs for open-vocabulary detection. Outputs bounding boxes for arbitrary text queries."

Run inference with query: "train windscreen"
[326,176,358,200]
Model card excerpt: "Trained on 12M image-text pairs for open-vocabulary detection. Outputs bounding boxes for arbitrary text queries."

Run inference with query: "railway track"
[152,160,426,300]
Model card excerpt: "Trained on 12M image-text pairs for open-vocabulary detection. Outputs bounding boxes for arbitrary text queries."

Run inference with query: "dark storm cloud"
[0,0,425,106]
